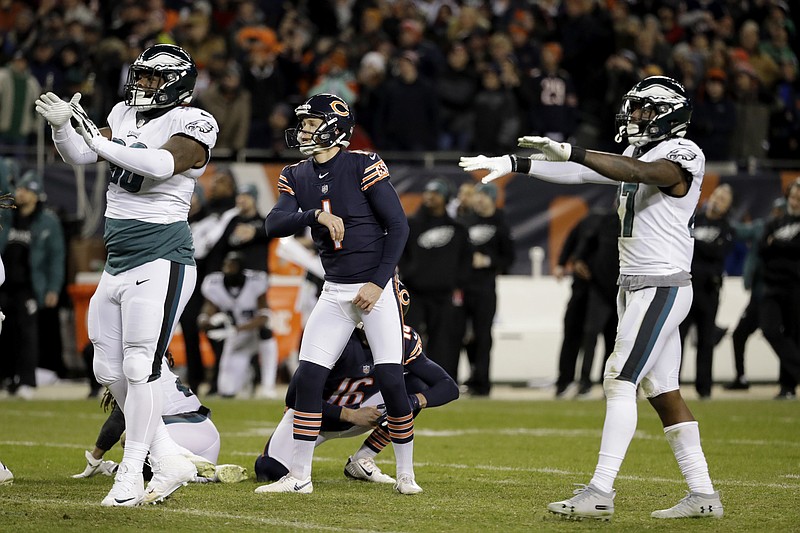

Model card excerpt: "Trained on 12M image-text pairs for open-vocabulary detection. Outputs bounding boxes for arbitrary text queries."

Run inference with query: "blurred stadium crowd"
[0,0,797,162]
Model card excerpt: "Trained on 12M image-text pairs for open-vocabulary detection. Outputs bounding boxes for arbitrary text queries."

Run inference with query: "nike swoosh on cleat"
[135,279,150,286]
[293,481,311,491]
[114,497,136,504]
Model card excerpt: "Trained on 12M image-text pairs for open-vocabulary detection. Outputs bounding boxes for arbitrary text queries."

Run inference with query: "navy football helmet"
[124,44,197,110]
[285,93,355,155]
[615,76,692,147]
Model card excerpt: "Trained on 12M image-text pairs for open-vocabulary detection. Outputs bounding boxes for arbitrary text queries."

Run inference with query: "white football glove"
[208,312,233,329]
[517,136,572,162]
[69,98,104,150]
[458,155,512,184]
[206,325,237,341]
[71,450,118,478]
[34,92,82,129]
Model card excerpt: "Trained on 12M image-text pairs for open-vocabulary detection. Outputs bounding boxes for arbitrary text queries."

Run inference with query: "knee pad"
[254,454,288,482]
[603,378,637,401]
[93,349,123,386]
[122,352,158,384]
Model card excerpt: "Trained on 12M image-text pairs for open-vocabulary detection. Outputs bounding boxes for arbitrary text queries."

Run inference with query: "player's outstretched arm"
[459,146,614,187]
[517,135,687,189]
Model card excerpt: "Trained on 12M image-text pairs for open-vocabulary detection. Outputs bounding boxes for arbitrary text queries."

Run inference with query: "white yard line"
[0,496,406,532]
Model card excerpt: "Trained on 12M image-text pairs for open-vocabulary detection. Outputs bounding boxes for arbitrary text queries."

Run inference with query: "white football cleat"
[0,461,13,486]
[547,484,615,520]
[344,456,395,484]
[394,473,423,495]
[143,454,196,504]
[100,463,144,507]
[254,474,313,494]
[72,450,118,478]
[215,464,248,483]
[651,491,723,519]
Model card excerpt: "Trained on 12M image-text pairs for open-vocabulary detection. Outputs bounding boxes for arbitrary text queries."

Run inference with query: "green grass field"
[1,392,798,532]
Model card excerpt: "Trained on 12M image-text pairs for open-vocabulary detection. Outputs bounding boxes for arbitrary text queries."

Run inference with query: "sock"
[290,412,320,480]
[149,422,182,462]
[589,379,638,493]
[353,445,378,461]
[664,421,715,494]
[354,426,390,460]
[125,380,162,445]
[288,361,329,480]
[375,364,415,477]
[121,441,148,474]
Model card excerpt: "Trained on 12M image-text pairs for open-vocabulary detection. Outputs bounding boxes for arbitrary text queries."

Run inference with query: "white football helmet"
[615,76,692,147]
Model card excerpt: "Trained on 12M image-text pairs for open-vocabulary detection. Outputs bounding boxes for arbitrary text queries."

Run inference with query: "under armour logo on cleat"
[135,279,150,286]
[293,480,311,491]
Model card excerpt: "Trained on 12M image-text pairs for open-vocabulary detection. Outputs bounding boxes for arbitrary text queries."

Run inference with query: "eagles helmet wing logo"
[666,148,697,162]
[186,120,215,133]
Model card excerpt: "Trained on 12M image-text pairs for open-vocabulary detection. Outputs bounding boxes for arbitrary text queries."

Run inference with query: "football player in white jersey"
[461,76,722,520]
[35,44,219,507]
[72,356,247,484]
[198,251,278,398]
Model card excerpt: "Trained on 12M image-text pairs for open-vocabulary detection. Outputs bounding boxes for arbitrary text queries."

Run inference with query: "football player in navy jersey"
[262,93,418,494]
[254,314,459,485]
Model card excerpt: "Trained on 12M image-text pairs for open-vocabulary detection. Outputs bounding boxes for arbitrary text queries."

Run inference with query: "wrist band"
[314,209,322,221]
[510,154,531,173]
[569,146,587,164]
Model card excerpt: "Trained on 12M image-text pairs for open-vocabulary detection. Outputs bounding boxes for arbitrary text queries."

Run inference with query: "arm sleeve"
[406,355,460,408]
[366,179,410,287]
[95,403,125,452]
[92,137,175,180]
[528,161,617,185]
[321,402,344,425]
[265,192,317,238]
[52,123,99,165]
